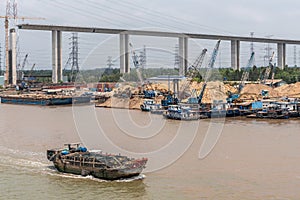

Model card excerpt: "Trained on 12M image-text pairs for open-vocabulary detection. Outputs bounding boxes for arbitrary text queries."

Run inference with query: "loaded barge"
[47,143,148,180]
[0,94,91,106]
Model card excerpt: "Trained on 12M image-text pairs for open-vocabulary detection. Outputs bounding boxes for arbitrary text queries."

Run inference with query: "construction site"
[0,1,299,118]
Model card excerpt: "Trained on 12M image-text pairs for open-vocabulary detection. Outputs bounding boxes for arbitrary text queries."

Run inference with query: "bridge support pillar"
[9,28,17,85]
[231,40,240,70]
[120,33,130,74]
[57,31,63,82]
[178,37,188,76]
[52,30,58,83]
[277,43,286,69]
[52,30,63,83]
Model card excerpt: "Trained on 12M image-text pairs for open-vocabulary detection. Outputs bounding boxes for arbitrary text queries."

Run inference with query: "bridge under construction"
[7,24,300,84]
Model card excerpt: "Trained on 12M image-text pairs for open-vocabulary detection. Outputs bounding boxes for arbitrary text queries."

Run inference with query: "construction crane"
[238,52,255,92]
[198,40,220,104]
[27,63,36,81]
[198,40,221,104]
[227,52,255,103]
[129,43,143,84]
[270,63,276,87]
[180,48,207,100]
[187,48,207,78]
[261,52,275,84]
[17,53,28,81]
[1,0,45,85]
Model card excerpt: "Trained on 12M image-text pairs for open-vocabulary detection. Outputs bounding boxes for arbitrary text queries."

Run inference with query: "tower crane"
[0,11,45,85]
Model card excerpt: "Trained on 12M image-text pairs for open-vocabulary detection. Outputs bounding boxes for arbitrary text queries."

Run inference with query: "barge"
[0,95,91,106]
[47,143,148,180]
[163,105,207,120]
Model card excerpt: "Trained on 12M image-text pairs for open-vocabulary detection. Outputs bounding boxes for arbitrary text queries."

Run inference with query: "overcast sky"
[1,0,300,70]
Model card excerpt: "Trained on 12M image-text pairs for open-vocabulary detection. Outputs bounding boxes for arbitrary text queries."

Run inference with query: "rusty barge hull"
[47,147,147,180]
[53,159,144,180]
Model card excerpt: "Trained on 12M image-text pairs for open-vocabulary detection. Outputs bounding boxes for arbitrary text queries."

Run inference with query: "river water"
[0,103,300,200]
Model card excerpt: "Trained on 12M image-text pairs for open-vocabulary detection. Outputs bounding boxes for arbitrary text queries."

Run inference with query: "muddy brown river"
[0,103,299,199]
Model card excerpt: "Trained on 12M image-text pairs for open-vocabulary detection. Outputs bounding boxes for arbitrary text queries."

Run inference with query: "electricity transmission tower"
[263,35,273,67]
[139,45,146,69]
[107,56,114,68]
[65,33,79,82]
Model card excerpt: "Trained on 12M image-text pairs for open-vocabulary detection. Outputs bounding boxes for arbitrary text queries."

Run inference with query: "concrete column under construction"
[231,40,240,70]
[178,37,188,76]
[52,30,58,83]
[57,31,63,82]
[277,43,286,69]
[9,28,17,85]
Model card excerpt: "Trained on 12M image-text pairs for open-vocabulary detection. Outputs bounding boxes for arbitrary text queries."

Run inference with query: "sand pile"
[274,82,300,97]
[97,96,144,110]
[186,81,228,103]
[144,83,169,93]
[202,81,228,103]
[239,84,279,100]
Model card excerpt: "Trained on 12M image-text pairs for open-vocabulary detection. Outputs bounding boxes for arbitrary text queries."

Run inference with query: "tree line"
[22,66,300,84]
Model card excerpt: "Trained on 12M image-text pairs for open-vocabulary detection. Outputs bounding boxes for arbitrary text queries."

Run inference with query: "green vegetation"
[23,66,300,84]
[219,66,300,83]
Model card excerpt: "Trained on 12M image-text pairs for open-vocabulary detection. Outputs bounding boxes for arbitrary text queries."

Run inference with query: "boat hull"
[53,158,144,180]
[48,146,147,180]
[1,96,91,106]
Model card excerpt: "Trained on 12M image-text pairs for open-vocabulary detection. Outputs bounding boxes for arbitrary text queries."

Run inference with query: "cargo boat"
[0,95,91,106]
[163,105,207,120]
[246,106,289,119]
[47,143,148,180]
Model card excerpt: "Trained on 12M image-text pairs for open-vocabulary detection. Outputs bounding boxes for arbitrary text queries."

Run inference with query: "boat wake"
[0,146,146,182]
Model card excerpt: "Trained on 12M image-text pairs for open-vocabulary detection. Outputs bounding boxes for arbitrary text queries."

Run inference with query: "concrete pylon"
[9,28,17,85]
[119,33,130,74]
[178,37,188,76]
[52,30,63,83]
[57,31,63,82]
[52,30,58,83]
[231,40,240,70]
[277,43,286,69]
